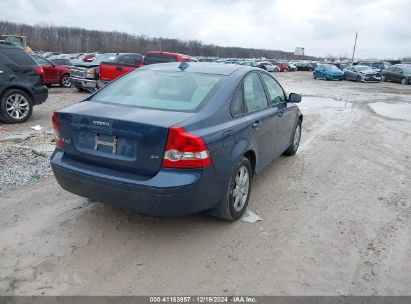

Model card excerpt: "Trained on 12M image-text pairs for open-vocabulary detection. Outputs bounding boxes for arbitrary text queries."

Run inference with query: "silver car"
[343,65,382,82]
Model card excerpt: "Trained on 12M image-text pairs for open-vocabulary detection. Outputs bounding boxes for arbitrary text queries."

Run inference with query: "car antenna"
[178,61,189,71]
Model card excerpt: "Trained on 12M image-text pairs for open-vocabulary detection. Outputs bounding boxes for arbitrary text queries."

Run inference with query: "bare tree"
[0,20,318,59]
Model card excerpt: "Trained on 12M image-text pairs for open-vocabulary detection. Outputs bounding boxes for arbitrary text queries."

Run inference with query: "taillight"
[34,66,44,84]
[52,112,63,148]
[162,126,211,168]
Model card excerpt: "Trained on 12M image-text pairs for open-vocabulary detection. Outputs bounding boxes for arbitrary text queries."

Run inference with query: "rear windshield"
[1,48,37,66]
[90,70,223,112]
[92,54,117,64]
[144,54,178,65]
[114,54,142,65]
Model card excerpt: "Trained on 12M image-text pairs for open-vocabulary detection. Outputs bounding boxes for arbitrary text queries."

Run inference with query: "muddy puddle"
[300,96,351,110]
[369,102,411,121]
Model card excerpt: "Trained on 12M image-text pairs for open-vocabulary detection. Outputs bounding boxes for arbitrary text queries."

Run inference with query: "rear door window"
[243,73,268,113]
[230,89,244,117]
[2,48,37,66]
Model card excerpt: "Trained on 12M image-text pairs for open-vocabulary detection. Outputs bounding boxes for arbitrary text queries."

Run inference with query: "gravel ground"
[0,87,87,193]
[0,144,52,192]
[0,72,410,296]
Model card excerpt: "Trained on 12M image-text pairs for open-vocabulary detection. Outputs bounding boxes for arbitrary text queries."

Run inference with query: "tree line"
[0,20,316,60]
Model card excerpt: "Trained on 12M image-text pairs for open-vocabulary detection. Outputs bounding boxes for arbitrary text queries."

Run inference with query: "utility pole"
[351,32,358,64]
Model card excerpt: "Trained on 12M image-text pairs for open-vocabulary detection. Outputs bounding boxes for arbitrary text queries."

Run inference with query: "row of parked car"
[313,63,411,84]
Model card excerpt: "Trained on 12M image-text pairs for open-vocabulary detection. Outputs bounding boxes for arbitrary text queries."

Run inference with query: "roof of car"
[140,62,248,76]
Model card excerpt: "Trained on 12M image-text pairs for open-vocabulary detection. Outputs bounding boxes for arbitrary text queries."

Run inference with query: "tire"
[323,75,328,81]
[401,78,408,85]
[356,75,361,82]
[60,74,72,87]
[382,75,387,82]
[209,157,252,221]
[313,73,317,79]
[0,89,33,123]
[283,119,302,156]
[76,87,84,92]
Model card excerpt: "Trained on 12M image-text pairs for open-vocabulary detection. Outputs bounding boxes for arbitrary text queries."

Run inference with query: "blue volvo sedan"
[51,63,303,221]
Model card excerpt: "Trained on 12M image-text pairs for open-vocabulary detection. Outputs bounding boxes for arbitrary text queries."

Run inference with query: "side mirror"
[288,93,302,103]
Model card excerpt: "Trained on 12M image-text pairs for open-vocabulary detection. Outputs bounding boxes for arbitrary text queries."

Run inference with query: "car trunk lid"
[56,101,194,176]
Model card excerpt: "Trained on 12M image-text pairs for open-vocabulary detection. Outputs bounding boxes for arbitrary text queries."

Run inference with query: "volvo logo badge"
[92,120,110,127]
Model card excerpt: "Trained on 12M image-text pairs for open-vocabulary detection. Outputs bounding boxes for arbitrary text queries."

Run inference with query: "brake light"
[52,112,63,147]
[34,66,44,84]
[162,126,211,168]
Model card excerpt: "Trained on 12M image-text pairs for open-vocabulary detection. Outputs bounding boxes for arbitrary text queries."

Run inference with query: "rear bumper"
[70,77,97,89]
[32,85,48,105]
[50,150,223,216]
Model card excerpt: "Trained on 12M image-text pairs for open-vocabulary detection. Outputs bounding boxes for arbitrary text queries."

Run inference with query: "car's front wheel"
[313,73,317,79]
[401,78,408,85]
[356,75,361,82]
[60,75,72,87]
[382,75,387,82]
[210,157,252,221]
[284,120,302,156]
[0,89,33,123]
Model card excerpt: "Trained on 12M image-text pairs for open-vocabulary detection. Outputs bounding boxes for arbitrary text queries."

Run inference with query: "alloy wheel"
[62,76,72,87]
[293,124,301,150]
[5,94,30,119]
[232,165,250,212]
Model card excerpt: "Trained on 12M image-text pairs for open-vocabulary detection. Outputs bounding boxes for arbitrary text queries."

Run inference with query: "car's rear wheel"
[284,120,302,156]
[356,75,361,82]
[401,78,408,85]
[60,75,72,87]
[210,157,252,221]
[0,89,33,123]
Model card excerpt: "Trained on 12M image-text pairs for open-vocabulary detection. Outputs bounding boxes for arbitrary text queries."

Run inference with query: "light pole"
[351,32,358,64]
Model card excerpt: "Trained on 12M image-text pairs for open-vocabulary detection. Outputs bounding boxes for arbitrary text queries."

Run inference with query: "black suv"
[0,42,48,123]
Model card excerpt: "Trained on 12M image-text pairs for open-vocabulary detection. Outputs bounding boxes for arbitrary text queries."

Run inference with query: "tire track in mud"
[349,192,411,295]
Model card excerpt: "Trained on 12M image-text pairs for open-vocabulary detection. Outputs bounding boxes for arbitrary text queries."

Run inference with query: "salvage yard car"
[50,62,303,221]
[313,64,344,81]
[343,65,382,82]
[0,42,48,123]
[98,53,143,88]
[70,53,117,92]
[382,64,411,85]
[32,55,72,87]
[142,51,192,65]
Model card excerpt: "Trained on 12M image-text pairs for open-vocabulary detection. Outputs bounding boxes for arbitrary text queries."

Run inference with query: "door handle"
[252,121,261,128]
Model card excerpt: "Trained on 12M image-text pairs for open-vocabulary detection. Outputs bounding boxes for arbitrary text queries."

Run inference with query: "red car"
[32,55,71,87]
[98,53,143,88]
[142,51,192,65]
[276,63,289,72]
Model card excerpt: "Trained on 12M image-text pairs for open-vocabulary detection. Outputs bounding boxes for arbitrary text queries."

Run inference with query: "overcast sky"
[1,0,411,58]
